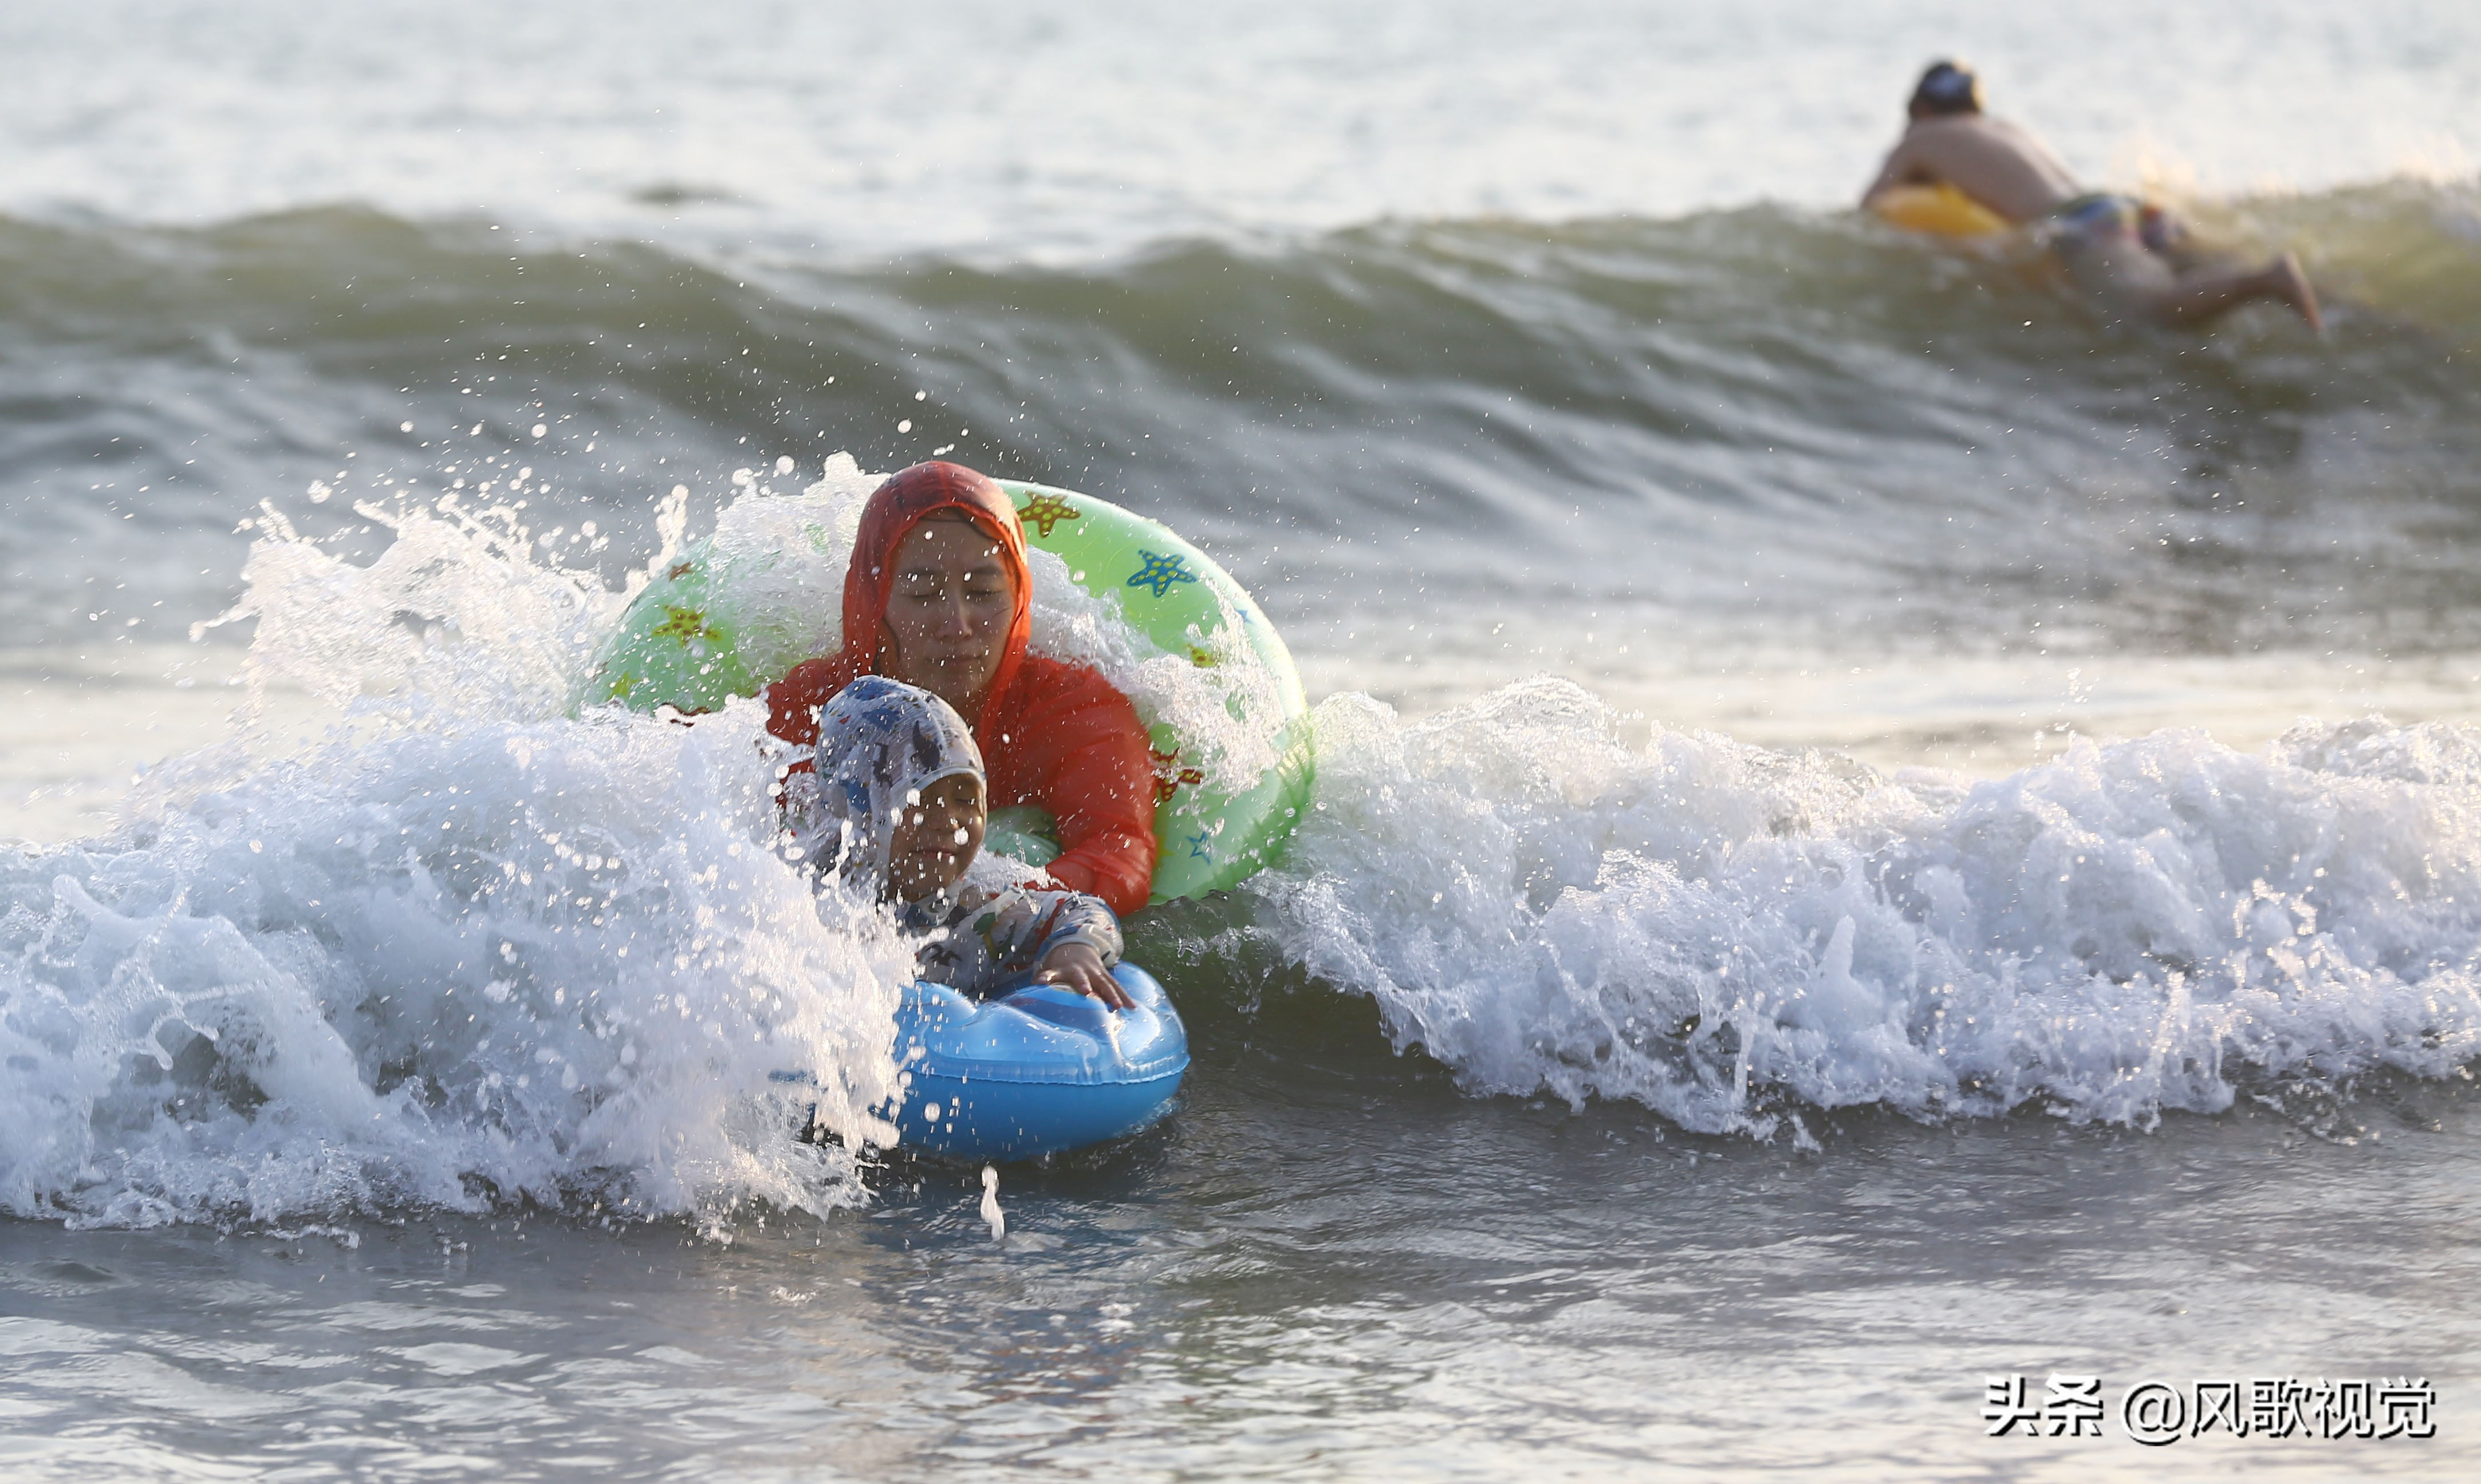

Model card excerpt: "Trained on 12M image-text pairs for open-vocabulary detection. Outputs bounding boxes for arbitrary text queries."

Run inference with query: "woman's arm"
[1002,664,1159,916]
[762,656,853,745]
[1043,741,1157,916]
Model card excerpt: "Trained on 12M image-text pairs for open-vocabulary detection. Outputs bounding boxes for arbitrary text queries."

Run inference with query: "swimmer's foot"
[2270,252,2323,334]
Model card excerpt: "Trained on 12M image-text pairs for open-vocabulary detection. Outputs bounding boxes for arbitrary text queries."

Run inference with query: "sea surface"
[5,2,2480,1478]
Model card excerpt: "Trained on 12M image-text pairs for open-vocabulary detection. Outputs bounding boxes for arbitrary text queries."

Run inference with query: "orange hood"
[838,461,1032,733]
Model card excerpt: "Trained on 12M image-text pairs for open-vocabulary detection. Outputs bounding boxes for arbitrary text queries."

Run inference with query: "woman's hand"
[1035,942,1132,1009]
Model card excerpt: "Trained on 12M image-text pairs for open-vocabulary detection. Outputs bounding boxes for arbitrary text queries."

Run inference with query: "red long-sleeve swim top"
[762,462,1159,916]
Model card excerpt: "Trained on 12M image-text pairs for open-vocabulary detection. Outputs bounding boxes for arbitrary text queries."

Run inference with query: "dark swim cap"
[1909,60,1983,116]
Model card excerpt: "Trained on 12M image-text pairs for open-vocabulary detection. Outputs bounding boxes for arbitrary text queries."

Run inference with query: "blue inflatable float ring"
[881,963,1188,1161]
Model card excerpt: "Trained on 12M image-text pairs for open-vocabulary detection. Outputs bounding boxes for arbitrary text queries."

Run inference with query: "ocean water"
[5,1,2480,1477]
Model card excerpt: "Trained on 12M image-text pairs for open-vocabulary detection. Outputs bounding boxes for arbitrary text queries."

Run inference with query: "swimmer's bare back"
[1860,115,2080,224]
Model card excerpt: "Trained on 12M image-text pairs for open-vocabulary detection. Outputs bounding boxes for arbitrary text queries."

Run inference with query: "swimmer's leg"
[2062,234,2321,331]
[2151,252,2322,333]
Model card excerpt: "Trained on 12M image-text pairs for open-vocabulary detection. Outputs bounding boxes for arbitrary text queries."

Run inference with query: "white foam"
[5,490,913,1232]
[1248,678,2481,1135]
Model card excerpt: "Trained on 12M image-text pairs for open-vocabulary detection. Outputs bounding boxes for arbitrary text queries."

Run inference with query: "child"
[796,676,1133,1009]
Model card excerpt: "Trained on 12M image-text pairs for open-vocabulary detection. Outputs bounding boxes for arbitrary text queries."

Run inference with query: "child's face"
[888,773,985,901]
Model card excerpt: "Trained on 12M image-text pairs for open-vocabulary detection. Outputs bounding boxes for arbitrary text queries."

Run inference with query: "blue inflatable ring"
[883,963,1188,1161]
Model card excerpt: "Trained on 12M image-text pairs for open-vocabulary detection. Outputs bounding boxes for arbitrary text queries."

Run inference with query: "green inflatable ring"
[584,481,1314,903]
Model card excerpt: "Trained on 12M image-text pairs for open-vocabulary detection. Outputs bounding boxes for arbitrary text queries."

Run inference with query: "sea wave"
[5,180,2478,657]
[7,470,2479,1229]
[1244,678,2481,1136]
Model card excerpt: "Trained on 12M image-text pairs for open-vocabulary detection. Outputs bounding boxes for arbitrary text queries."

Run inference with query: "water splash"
[5,484,918,1232]
[1247,678,2481,1135]
[980,1164,1005,1241]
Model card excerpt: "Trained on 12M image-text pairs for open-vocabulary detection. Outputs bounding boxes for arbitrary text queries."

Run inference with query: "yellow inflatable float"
[1870,183,2011,239]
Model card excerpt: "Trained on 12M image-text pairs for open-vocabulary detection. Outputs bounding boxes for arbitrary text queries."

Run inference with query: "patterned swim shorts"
[2050,193,2181,256]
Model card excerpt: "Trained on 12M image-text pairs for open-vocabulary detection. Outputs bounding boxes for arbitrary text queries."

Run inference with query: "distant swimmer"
[1861,61,2321,332]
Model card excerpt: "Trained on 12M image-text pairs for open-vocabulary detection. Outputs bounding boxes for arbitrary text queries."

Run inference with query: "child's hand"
[1035,942,1132,1009]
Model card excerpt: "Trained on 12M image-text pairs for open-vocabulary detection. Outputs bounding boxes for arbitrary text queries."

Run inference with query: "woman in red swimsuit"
[764,461,1159,918]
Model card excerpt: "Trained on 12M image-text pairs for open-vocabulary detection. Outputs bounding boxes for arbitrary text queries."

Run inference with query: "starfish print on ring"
[649,606,718,644]
[1015,492,1080,540]
[1127,549,1199,599]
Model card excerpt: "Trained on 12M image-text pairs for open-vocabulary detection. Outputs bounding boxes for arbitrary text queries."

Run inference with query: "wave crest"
[1249,679,2481,1134]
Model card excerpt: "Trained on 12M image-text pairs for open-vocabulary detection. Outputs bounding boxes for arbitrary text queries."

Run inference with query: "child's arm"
[1026,891,1129,1008]
[1033,940,1127,1007]
[968,886,1131,1008]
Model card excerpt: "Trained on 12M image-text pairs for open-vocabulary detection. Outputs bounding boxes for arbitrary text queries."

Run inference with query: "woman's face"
[877,516,1015,715]
[888,773,986,901]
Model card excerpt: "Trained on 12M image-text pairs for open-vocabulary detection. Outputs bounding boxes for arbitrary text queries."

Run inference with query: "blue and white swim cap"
[1910,60,1984,115]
